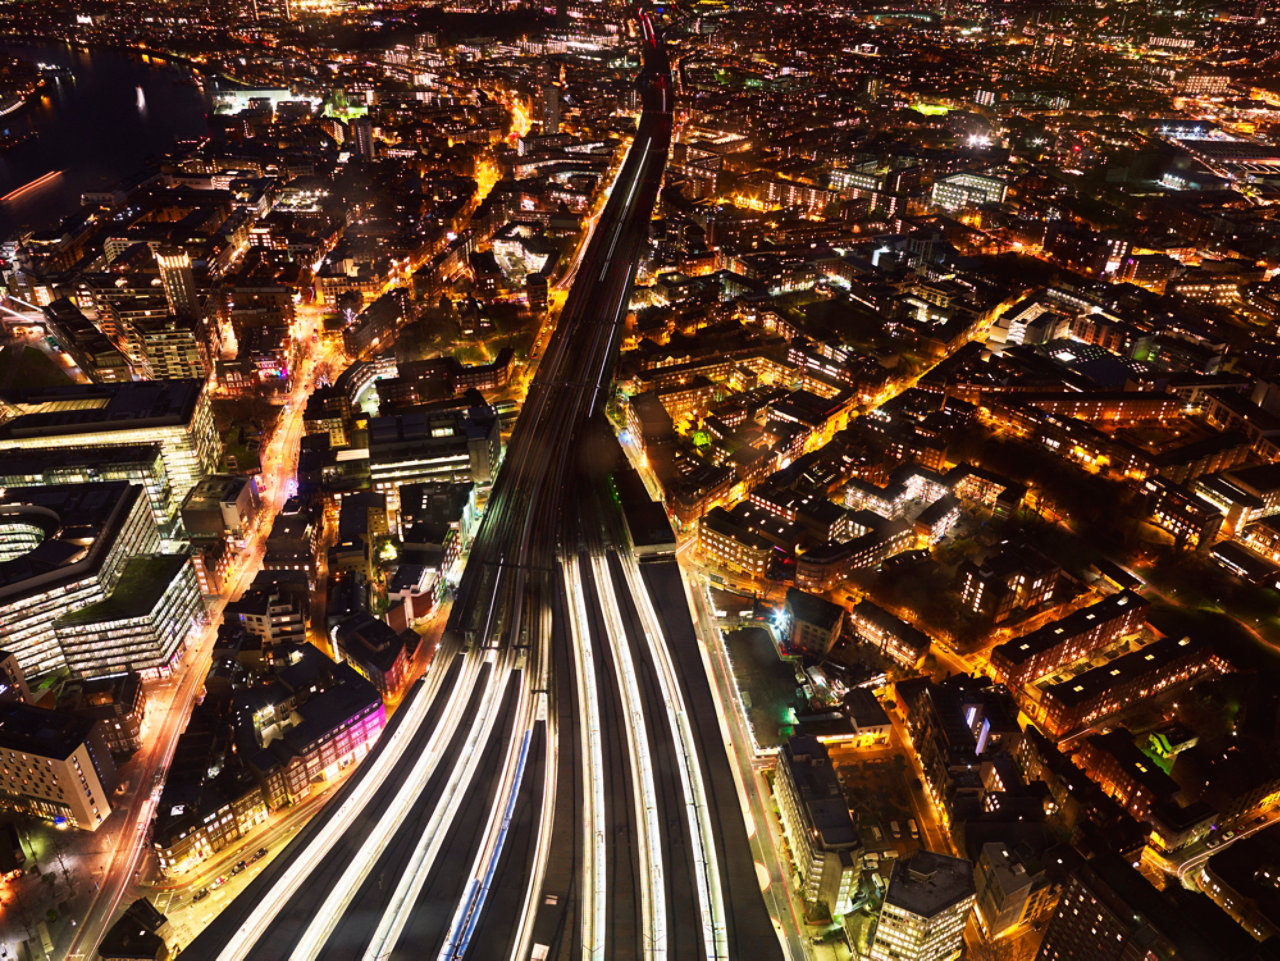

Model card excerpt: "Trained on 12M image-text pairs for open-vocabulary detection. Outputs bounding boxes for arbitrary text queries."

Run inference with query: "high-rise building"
[155,246,200,320]
[871,851,975,961]
[0,701,118,830]
[774,735,861,914]
[133,315,208,381]
[349,117,374,159]
[540,83,561,132]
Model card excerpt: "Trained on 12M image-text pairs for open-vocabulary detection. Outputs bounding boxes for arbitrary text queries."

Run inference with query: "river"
[0,42,214,236]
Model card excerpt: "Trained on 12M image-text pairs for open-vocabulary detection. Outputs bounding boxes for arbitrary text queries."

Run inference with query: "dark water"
[0,43,213,236]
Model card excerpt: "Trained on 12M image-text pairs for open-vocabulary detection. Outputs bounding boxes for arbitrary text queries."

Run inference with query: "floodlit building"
[871,850,975,961]
[784,587,845,655]
[155,245,199,319]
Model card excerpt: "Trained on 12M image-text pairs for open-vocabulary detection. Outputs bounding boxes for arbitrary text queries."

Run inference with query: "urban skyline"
[0,0,1278,960]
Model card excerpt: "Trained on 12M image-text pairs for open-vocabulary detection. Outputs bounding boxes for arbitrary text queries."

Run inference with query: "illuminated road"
[185,12,781,961]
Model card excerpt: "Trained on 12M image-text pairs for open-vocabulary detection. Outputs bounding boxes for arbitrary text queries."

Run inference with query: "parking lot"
[835,754,924,854]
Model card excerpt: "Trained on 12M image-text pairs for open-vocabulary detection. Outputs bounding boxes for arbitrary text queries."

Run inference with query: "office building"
[775,735,861,915]
[0,444,181,535]
[0,380,219,505]
[0,701,118,830]
[871,850,975,961]
[0,482,161,677]
[930,172,1007,212]
[54,554,204,679]
[367,402,501,492]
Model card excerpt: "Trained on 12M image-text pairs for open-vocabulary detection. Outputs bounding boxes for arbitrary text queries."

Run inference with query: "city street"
[49,299,340,961]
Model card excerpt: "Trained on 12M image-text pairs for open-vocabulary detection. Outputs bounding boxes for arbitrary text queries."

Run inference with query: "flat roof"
[0,482,142,598]
[56,554,188,627]
[781,735,858,848]
[884,850,974,918]
[0,701,96,760]
[786,587,843,631]
[0,380,204,440]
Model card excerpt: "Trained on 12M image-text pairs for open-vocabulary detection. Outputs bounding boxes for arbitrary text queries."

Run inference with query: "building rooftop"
[843,687,890,730]
[183,474,254,512]
[884,850,975,919]
[993,589,1145,668]
[56,554,188,627]
[0,481,144,600]
[0,443,165,476]
[785,587,843,631]
[781,734,858,850]
[0,700,97,760]
[1042,635,1210,708]
[0,379,204,439]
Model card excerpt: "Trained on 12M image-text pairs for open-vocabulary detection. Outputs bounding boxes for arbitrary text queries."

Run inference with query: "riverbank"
[2,34,256,90]
[0,53,53,125]
[0,41,214,234]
